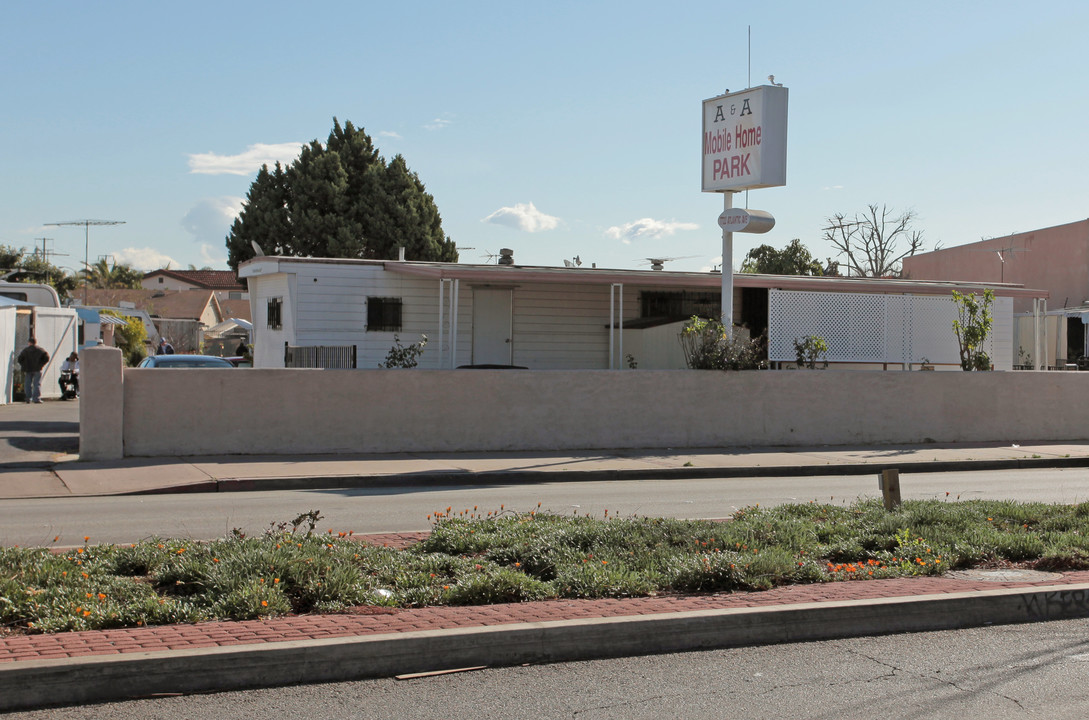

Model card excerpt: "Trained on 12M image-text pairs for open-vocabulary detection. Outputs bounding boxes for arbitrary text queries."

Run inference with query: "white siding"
[251,273,293,368]
[0,307,15,404]
[30,308,79,399]
[991,296,1014,371]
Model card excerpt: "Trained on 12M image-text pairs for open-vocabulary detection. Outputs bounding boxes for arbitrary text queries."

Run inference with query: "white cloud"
[112,247,178,271]
[378,130,402,139]
[605,218,700,245]
[199,244,227,267]
[823,185,845,191]
[181,197,244,244]
[424,115,454,131]
[481,202,561,233]
[187,142,302,176]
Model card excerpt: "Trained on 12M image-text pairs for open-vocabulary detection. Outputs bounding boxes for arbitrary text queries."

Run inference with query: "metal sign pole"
[721,192,734,335]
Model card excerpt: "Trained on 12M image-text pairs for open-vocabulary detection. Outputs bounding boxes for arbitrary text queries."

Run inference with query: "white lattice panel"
[908,295,962,365]
[768,290,1003,366]
[769,290,886,362]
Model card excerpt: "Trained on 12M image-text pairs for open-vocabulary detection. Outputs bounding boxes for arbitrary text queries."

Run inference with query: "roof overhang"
[239,255,1049,299]
[385,262,1049,299]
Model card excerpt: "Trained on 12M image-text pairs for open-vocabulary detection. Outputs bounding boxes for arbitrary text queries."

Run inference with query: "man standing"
[17,337,50,404]
[157,337,175,355]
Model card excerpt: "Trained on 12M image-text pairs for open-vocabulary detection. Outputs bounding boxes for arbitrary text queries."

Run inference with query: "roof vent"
[498,248,514,266]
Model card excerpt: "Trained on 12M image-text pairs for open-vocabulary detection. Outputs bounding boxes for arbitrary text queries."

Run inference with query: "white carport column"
[438,279,461,369]
[79,345,124,460]
[609,283,624,369]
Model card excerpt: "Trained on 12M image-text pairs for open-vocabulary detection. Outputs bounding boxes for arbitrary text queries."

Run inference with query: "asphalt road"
[3,467,1089,546]
[8,617,1089,719]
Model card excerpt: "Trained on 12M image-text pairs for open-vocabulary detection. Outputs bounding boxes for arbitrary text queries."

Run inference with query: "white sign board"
[702,85,788,192]
[717,208,776,234]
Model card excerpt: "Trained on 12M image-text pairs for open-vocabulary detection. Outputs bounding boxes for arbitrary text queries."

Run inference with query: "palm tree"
[80,259,142,289]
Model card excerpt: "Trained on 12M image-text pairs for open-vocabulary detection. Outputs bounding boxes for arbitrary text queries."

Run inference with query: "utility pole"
[44,219,125,304]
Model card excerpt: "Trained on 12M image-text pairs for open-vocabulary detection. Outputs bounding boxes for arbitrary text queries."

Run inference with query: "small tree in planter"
[793,336,828,369]
[381,334,428,368]
[951,289,994,371]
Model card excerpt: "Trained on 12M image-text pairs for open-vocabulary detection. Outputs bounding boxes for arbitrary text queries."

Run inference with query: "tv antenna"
[45,219,126,303]
[639,256,698,271]
[967,243,1029,283]
[480,250,501,264]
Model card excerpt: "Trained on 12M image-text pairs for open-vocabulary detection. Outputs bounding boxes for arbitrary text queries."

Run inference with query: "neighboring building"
[142,269,245,297]
[239,256,1046,372]
[903,218,1089,367]
[141,269,251,325]
[82,288,228,353]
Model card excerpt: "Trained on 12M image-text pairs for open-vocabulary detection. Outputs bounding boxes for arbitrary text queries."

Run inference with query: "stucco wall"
[903,219,1089,315]
[80,350,1089,459]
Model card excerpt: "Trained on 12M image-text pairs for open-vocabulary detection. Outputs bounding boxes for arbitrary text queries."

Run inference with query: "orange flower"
[83,536,89,542]
[261,600,268,607]
[97,593,106,600]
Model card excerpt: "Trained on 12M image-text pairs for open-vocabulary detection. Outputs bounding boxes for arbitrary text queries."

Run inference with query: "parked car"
[137,355,235,368]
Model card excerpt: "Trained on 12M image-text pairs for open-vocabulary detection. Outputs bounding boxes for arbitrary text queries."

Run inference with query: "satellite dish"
[563,260,573,268]
[251,241,266,257]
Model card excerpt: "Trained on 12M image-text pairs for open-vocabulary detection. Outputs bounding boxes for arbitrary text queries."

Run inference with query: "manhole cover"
[946,569,1063,583]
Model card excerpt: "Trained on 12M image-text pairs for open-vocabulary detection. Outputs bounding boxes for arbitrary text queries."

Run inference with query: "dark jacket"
[18,344,49,373]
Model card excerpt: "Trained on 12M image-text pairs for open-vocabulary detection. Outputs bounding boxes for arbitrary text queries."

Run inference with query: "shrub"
[679,316,767,370]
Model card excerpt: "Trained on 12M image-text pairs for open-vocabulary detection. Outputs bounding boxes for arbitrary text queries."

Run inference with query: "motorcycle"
[59,370,78,400]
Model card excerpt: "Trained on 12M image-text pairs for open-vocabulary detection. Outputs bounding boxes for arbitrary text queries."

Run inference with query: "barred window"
[640,291,720,320]
[367,297,402,332]
[267,297,283,330]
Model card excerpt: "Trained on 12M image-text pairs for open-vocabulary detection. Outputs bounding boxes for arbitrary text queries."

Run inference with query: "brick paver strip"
[5,531,1088,665]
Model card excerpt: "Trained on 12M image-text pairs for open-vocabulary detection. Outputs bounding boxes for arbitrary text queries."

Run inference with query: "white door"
[472,288,513,365]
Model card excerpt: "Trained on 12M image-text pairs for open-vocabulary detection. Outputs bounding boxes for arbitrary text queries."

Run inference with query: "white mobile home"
[238,257,1046,371]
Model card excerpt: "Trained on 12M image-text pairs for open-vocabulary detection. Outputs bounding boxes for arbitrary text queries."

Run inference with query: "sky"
[3,1,1088,276]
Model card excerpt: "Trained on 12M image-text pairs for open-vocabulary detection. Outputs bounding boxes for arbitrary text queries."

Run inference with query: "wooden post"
[879,469,901,511]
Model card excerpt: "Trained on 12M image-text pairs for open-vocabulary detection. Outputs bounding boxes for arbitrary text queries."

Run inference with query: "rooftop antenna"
[639,256,698,271]
[45,219,126,304]
[480,250,500,264]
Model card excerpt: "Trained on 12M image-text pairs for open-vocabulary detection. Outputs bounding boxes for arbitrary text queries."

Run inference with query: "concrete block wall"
[80,349,1089,459]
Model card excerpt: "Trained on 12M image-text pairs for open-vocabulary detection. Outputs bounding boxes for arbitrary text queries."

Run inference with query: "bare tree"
[822,204,925,277]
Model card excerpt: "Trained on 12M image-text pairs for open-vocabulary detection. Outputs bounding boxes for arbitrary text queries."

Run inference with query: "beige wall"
[903,219,1089,315]
[80,350,1089,459]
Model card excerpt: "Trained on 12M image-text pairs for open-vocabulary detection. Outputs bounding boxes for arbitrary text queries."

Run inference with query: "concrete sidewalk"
[7,441,1089,499]
[5,398,1089,499]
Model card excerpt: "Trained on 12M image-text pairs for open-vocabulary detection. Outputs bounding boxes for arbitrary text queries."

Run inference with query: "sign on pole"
[702,85,788,193]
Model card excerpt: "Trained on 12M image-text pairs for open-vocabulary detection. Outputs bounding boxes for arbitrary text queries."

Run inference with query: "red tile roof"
[143,269,243,290]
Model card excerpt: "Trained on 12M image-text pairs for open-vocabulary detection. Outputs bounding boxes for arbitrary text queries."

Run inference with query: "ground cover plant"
[4,499,1089,634]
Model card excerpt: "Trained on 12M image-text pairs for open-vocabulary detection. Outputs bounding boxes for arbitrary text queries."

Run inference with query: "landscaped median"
[3,499,1089,635]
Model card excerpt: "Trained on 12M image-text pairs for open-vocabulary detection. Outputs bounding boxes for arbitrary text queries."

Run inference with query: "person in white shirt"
[59,352,79,398]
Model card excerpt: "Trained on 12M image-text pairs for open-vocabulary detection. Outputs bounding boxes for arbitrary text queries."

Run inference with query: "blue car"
[137,355,235,368]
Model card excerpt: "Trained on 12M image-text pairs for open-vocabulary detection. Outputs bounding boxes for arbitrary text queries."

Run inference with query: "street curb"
[4,582,1089,712]
[125,455,1089,496]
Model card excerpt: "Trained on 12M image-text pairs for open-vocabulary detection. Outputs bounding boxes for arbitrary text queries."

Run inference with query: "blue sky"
[3,1,1087,275]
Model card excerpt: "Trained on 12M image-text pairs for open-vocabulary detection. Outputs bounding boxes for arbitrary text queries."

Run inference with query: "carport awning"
[98,315,130,325]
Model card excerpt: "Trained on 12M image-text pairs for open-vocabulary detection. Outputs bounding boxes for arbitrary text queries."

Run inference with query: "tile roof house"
[141,269,244,292]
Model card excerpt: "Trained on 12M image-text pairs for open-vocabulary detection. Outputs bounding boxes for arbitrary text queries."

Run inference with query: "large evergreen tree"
[226,119,457,272]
